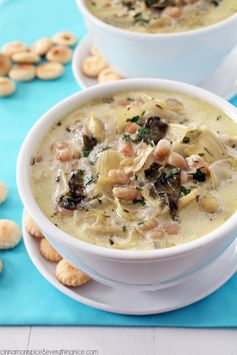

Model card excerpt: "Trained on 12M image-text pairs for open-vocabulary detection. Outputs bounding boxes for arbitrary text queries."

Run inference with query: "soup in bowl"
[77,0,237,83]
[86,0,237,34]
[17,79,237,290]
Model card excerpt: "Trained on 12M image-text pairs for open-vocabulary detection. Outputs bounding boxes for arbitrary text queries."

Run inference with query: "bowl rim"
[76,0,237,40]
[16,78,237,260]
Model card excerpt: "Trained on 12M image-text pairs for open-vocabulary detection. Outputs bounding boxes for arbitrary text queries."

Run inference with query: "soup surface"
[31,89,237,250]
[85,0,237,33]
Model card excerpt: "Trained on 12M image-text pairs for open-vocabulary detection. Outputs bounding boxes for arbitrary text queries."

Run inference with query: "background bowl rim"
[76,0,237,40]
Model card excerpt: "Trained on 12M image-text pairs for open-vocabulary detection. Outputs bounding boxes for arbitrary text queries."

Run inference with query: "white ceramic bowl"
[17,79,237,291]
[76,0,237,84]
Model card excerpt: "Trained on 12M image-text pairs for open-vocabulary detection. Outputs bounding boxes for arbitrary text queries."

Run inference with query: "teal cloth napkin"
[0,0,237,326]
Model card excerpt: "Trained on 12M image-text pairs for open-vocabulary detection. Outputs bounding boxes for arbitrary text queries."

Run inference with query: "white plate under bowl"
[72,35,237,100]
[22,210,237,315]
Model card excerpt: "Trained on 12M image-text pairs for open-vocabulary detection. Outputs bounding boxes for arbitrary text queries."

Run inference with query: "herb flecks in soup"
[31,90,237,250]
[86,0,237,33]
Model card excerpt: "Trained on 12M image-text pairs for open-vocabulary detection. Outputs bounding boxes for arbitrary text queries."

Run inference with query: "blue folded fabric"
[0,0,237,326]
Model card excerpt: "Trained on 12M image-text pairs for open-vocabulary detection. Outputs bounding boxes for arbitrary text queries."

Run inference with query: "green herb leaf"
[210,0,222,6]
[77,169,85,176]
[182,136,190,144]
[83,148,92,157]
[133,127,150,142]
[181,186,191,196]
[191,169,206,182]
[122,134,132,142]
[126,115,143,126]
[147,138,154,147]
[198,153,205,157]
[165,167,181,179]
[132,197,146,206]
[85,175,96,186]
[122,225,127,232]
[133,12,149,24]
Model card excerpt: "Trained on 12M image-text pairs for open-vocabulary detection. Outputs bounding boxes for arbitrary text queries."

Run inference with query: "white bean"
[119,140,134,157]
[167,151,187,168]
[52,140,68,151]
[108,169,130,184]
[149,230,165,240]
[164,6,182,18]
[199,196,219,213]
[137,219,158,232]
[113,187,138,201]
[154,139,171,159]
[56,147,80,162]
[186,154,209,174]
[165,223,180,235]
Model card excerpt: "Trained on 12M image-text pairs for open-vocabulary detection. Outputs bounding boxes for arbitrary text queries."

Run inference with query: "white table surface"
[1,327,237,354]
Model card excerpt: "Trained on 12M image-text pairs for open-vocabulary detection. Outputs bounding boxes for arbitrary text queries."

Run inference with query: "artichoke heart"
[143,100,180,122]
[166,123,188,145]
[88,113,105,142]
[209,159,234,189]
[95,149,123,177]
[94,175,113,197]
[183,127,228,163]
[124,145,154,174]
[178,189,198,209]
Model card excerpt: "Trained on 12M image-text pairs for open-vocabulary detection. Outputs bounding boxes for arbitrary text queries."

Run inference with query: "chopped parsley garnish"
[134,174,138,181]
[123,127,155,146]
[136,186,142,191]
[145,0,154,6]
[77,169,85,176]
[147,138,154,147]
[191,169,206,182]
[85,175,96,186]
[126,115,143,126]
[137,221,145,225]
[181,186,191,196]
[165,167,181,179]
[122,134,132,142]
[122,225,127,232]
[122,1,135,10]
[127,97,135,101]
[133,12,149,24]
[83,148,92,157]
[198,153,205,157]
[133,127,150,142]
[132,197,146,206]
[210,0,222,6]
[182,136,190,144]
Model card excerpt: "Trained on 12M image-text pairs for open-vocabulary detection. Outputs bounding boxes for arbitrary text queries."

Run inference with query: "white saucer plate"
[23,210,237,315]
[72,35,237,101]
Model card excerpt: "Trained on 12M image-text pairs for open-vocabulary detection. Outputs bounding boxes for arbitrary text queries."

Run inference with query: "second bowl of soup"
[77,0,237,83]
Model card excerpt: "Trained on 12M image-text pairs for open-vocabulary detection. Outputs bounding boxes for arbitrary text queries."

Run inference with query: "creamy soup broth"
[31,90,237,250]
[86,0,237,33]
